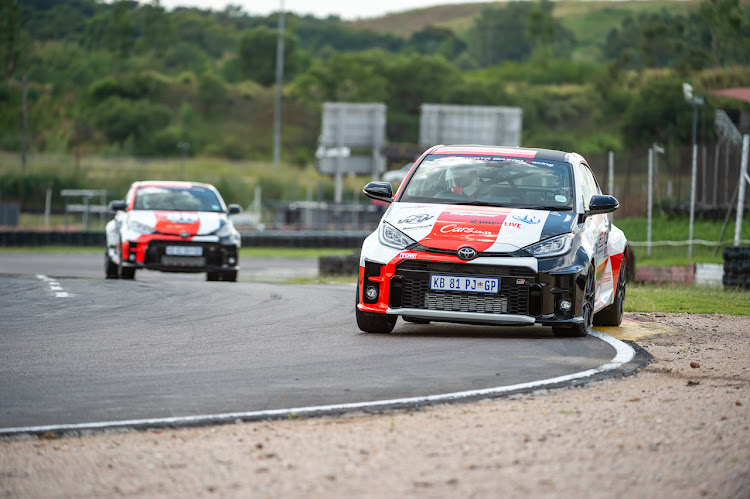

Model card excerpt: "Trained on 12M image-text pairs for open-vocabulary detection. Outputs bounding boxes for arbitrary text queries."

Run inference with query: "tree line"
[0,0,748,163]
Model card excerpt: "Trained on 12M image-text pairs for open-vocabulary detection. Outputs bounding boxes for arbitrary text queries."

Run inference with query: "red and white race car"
[356,145,628,336]
[105,181,241,281]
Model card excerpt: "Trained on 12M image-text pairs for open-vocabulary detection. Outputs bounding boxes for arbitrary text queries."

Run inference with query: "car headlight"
[213,222,234,238]
[129,220,155,234]
[523,233,573,257]
[379,222,416,250]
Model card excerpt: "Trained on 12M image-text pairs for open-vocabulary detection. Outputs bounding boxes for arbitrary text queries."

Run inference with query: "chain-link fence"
[587,141,748,219]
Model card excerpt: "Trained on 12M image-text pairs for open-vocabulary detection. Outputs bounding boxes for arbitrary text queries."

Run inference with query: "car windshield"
[133,186,223,212]
[399,154,574,209]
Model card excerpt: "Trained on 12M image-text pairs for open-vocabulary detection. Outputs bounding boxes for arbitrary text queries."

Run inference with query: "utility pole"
[21,73,27,173]
[272,0,285,169]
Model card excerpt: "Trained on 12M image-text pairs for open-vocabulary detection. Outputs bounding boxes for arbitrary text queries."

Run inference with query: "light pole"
[683,83,704,259]
[272,0,285,169]
[177,141,189,180]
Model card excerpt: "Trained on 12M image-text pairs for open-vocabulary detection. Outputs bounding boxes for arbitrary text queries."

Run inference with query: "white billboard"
[419,104,523,148]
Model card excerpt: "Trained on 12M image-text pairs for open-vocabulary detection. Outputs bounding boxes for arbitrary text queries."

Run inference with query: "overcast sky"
[158,0,492,20]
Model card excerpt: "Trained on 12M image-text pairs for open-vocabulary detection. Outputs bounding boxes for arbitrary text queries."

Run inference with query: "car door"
[577,162,611,310]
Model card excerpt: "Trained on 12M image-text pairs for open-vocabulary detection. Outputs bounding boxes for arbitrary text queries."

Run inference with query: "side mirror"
[363,182,394,203]
[585,195,619,217]
[228,204,242,215]
[108,200,127,212]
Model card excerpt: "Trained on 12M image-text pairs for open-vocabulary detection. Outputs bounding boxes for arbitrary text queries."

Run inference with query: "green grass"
[615,214,750,266]
[240,247,354,259]
[625,283,750,315]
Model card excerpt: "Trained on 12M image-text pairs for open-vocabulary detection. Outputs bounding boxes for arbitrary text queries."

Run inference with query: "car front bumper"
[358,254,589,327]
[121,238,239,273]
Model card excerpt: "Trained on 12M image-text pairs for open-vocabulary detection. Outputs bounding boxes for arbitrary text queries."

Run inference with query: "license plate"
[429,275,499,294]
[166,246,203,256]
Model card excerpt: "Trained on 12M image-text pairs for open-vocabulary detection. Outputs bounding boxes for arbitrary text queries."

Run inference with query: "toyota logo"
[457,246,478,261]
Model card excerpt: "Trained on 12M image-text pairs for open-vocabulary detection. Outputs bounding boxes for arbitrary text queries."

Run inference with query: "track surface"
[0,253,617,430]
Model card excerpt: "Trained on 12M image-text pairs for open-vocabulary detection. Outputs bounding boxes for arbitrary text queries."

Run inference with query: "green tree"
[91,96,172,147]
[106,1,136,61]
[138,0,174,57]
[698,0,748,66]
[197,73,227,115]
[620,78,695,147]
[1,0,20,78]
[407,25,466,60]
[385,54,463,142]
[290,50,388,103]
[238,26,297,86]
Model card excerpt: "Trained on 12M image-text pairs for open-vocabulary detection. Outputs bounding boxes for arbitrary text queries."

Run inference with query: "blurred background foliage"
[0,0,749,206]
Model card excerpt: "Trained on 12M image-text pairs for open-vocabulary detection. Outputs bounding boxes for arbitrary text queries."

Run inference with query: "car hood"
[384,202,577,253]
[128,210,228,236]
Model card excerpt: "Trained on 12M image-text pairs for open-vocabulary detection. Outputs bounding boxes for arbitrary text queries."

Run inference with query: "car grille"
[394,261,536,315]
[144,241,229,268]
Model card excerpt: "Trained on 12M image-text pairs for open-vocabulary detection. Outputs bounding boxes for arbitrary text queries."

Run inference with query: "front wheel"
[355,288,396,334]
[117,241,135,280]
[594,260,626,326]
[553,269,594,338]
[105,250,119,279]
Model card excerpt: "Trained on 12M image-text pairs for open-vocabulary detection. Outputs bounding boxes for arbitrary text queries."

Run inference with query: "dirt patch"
[2,313,749,498]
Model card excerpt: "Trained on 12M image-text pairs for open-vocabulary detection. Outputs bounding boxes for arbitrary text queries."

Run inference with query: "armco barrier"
[0,230,371,249]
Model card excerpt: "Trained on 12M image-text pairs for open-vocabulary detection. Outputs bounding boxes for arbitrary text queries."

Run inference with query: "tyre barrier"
[0,231,106,246]
[0,230,370,248]
[318,253,361,276]
[723,246,750,289]
[240,230,370,249]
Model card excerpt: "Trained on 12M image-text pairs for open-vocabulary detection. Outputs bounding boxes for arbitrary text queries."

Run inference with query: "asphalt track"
[0,253,642,436]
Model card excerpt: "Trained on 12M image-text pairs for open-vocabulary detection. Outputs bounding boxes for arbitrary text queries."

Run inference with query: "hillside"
[352,0,705,60]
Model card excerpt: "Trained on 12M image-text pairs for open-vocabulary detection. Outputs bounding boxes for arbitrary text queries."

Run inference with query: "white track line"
[0,330,635,436]
[36,274,69,298]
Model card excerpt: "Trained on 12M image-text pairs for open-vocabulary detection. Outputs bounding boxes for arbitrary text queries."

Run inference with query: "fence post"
[734,134,750,246]
[647,148,653,257]
[608,151,614,196]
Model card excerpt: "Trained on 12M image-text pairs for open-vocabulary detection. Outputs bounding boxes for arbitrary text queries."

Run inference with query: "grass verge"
[625,283,750,315]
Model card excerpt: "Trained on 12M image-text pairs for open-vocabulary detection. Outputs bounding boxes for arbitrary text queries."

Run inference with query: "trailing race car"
[105,181,241,281]
[356,145,628,337]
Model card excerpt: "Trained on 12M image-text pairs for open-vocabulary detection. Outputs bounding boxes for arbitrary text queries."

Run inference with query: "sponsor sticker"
[398,252,418,259]
[439,224,492,236]
[398,214,435,224]
[448,211,499,218]
[512,214,541,225]
[165,212,199,224]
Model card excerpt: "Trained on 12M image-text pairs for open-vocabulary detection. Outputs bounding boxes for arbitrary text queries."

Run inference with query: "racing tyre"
[105,251,119,279]
[206,272,221,281]
[120,266,135,280]
[117,241,136,280]
[594,260,626,327]
[222,270,238,282]
[553,269,594,338]
[355,288,396,334]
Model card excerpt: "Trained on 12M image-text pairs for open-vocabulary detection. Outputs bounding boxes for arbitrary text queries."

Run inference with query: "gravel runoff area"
[1,313,749,498]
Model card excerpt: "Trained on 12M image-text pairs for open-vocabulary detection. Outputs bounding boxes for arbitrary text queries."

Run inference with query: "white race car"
[105,181,241,281]
[356,145,629,336]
